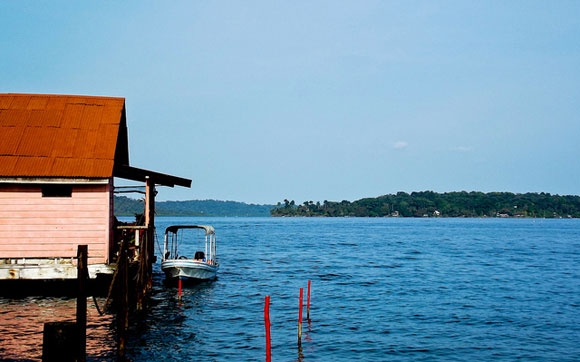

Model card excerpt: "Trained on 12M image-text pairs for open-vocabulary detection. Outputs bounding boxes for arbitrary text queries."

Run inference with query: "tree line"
[270,192,580,218]
[114,196,274,217]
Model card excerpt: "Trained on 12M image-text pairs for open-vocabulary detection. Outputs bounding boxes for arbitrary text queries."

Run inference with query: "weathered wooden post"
[42,245,88,361]
[145,177,155,293]
[136,228,145,311]
[117,240,129,359]
[77,245,88,362]
[42,322,79,362]
[135,177,156,312]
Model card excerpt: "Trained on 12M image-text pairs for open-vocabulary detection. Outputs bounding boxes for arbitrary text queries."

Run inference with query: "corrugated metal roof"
[0,94,127,178]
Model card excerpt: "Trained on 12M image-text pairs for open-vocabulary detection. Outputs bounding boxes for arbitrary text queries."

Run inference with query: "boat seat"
[194,251,205,260]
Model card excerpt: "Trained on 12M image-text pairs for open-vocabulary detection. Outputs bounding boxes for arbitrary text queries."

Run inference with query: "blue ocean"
[1,217,579,361]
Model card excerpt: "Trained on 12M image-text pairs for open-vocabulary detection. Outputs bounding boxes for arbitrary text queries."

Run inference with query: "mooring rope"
[100,239,126,313]
[92,294,104,316]
[154,227,163,256]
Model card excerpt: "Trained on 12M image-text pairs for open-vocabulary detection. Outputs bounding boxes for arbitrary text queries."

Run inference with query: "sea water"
[1,217,579,361]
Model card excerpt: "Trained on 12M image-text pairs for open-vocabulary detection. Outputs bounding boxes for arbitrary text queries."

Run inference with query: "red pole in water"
[298,287,303,347]
[265,295,271,362]
[179,278,182,300]
[307,280,311,320]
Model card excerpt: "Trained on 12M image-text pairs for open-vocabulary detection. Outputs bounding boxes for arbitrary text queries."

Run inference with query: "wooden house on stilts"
[0,94,191,286]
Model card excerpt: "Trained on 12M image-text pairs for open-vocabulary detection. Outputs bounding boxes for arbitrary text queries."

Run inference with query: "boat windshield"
[163,225,217,264]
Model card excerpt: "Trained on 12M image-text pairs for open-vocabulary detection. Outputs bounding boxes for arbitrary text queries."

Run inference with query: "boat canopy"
[165,225,215,235]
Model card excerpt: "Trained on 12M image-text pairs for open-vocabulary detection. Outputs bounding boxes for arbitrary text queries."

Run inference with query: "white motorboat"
[161,225,219,281]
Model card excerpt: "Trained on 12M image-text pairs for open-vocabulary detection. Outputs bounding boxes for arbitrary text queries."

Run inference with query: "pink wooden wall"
[0,182,112,264]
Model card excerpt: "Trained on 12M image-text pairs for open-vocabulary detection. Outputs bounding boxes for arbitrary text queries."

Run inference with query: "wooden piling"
[76,245,88,362]
[145,178,155,293]
[117,239,129,359]
[264,295,271,362]
[42,322,79,362]
[307,280,311,320]
[136,229,146,311]
[134,178,156,311]
[298,287,303,347]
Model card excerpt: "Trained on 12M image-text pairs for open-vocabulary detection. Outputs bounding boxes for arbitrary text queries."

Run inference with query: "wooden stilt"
[42,322,79,362]
[136,229,145,311]
[117,240,128,359]
[76,245,88,362]
[145,178,155,294]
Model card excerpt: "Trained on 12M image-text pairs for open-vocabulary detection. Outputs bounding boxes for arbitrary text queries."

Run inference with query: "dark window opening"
[42,185,73,197]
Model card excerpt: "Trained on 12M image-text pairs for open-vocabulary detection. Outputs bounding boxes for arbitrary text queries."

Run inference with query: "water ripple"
[2,218,580,361]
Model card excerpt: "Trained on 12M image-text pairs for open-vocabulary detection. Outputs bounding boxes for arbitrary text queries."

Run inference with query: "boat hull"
[161,260,218,280]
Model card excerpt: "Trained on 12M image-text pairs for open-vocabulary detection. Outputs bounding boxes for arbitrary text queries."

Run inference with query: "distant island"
[270,192,580,218]
[114,196,275,217]
[115,192,580,218]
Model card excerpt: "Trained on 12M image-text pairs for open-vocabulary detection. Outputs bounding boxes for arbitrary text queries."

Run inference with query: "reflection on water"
[0,296,114,361]
[127,274,219,361]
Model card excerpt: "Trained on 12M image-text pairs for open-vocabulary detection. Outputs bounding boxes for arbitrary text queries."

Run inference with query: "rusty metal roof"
[0,94,128,178]
[0,93,191,188]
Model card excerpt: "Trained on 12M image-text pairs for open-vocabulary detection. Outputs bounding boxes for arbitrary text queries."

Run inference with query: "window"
[41,185,73,197]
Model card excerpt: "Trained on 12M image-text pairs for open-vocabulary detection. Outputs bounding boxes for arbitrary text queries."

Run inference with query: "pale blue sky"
[2,1,579,204]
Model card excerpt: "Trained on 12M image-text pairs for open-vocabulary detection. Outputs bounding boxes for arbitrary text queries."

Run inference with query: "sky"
[1,1,579,204]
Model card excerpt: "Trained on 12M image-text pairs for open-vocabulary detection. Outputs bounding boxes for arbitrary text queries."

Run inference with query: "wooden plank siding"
[0,183,112,264]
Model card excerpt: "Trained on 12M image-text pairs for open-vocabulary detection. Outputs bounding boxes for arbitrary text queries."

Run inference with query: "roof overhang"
[0,177,110,184]
[113,164,191,188]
